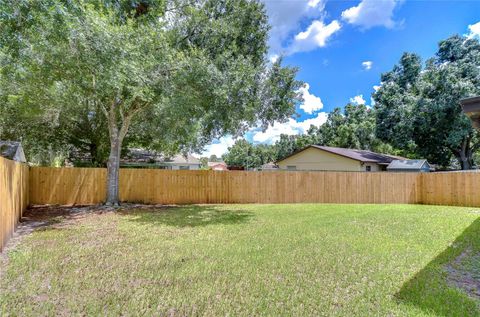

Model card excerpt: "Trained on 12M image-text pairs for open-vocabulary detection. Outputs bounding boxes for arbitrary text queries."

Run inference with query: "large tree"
[374,35,480,169]
[222,139,275,169]
[1,0,301,204]
[313,104,382,150]
[0,93,111,166]
[273,133,314,161]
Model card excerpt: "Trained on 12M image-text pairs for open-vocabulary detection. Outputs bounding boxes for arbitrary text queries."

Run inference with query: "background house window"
[286,166,296,170]
[179,166,190,170]
[366,166,371,172]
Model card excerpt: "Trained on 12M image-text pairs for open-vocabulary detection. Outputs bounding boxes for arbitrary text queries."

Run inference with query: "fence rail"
[0,157,29,251]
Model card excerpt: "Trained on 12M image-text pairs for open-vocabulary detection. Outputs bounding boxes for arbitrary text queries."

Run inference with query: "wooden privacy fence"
[29,167,423,205]
[29,167,106,205]
[420,171,480,207]
[28,167,480,207]
[0,157,29,251]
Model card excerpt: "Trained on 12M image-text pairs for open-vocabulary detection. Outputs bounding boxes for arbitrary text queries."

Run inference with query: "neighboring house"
[157,154,201,170]
[208,161,228,171]
[277,145,405,172]
[259,162,279,171]
[122,149,201,170]
[0,141,26,163]
[387,159,432,172]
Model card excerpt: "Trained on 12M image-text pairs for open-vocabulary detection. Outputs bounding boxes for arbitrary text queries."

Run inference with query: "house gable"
[0,141,26,163]
[277,147,363,171]
[386,159,431,172]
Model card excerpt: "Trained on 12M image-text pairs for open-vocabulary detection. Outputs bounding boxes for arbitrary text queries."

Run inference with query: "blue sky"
[200,0,480,158]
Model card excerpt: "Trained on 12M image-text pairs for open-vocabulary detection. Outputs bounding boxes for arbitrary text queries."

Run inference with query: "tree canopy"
[0,0,302,203]
[374,35,480,169]
[223,139,275,169]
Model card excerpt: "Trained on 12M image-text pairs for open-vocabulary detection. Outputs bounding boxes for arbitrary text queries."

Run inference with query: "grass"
[1,204,479,316]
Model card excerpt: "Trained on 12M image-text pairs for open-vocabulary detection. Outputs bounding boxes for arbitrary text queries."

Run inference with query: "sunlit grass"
[1,204,479,316]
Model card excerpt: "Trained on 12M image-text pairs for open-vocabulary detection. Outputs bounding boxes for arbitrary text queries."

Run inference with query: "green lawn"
[1,204,479,316]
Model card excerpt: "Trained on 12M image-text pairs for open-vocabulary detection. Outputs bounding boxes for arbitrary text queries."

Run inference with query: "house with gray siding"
[386,159,432,172]
[0,141,26,163]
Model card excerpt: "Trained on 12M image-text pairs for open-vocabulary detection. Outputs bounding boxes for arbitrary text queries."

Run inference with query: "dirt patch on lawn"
[0,205,104,268]
[0,204,169,269]
[446,248,480,301]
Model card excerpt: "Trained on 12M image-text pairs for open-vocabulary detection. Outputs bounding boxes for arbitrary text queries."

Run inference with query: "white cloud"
[350,94,366,105]
[252,112,328,143]
[466,21,480,39]
[288,20,341,54]
[197,136,235,158]
[269,54,279,63]
[341,0,402,29]
[308,0,322,7]
[262,0,326,54]
[297,112,329,131]
[362,61,373,70]
[370,84,381,106]
[298,83,324,114]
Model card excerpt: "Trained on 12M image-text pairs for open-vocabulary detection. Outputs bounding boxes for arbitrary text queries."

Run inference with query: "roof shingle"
[311,146,405,164]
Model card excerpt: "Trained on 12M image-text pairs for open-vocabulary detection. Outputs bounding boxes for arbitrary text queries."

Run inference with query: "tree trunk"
[106,136,122,205]
[455,137,474,170]
[89,143,100,167]
[457,152,473,170]
[102,99,137,206]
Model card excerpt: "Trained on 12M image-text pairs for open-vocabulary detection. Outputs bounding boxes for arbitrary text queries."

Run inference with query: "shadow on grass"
[120,205,254,228]
[396,217,480,316]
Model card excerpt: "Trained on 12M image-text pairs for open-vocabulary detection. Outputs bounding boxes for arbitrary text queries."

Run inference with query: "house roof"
[0,141,21,160]
[261,162,278,169]
[460,96,480,128]
[386,159,429,170]
[164,154,200,165]
[207,161,226,167]
[460,96,480,107]
[278,145,405,165]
